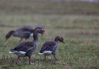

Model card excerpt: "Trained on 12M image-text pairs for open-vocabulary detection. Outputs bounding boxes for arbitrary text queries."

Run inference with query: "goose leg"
[28,56,34,65]
[19,38,23,43]
[44,54,46,61]
[53,55,58,60]
[16,56,20,64]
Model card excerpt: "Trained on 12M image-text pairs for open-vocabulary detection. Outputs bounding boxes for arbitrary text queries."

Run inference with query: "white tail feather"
[38,51,52,55]
[9,51,15,54]
[43,51,52,54]
[9,51,26,56]
[38,52,44,55]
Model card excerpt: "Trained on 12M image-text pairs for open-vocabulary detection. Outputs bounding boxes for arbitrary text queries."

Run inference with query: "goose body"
[5,25,45,42]
[39,36,65,60]
[9,40,38,57]
[39,41,58,55]
[13,25,34,38]
[9,28,45,64]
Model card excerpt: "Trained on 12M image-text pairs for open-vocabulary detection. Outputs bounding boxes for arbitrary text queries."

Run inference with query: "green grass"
[0,14,99,69]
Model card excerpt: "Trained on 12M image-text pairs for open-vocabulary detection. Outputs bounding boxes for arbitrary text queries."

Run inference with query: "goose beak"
[5,38,8,42]
[42,29,45,32]
[62,40,65,44]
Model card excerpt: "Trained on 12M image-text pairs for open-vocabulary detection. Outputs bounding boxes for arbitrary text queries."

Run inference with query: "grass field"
[0,14,99,69]
[0,0,99,69]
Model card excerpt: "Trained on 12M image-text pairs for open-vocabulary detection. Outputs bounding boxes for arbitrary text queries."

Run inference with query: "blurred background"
[0,0,99,15]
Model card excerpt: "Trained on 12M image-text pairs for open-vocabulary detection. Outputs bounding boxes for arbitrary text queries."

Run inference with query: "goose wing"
[16,25,34,33]
[13,41,36,52]
[39,41,56,53]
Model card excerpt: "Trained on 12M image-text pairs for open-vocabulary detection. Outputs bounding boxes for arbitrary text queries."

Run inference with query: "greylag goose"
[9,28,45,64]
[5,25,45,42]
[39,36,65,60]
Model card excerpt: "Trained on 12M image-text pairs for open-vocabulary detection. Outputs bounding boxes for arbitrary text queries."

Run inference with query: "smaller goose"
[39,36,65,60]
[9,28,45,64]
[5,25,45,42]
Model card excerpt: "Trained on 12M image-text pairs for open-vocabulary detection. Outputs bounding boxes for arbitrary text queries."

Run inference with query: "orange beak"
[63,40,65,44]
[42,29,45,32]
[5,38,8,42]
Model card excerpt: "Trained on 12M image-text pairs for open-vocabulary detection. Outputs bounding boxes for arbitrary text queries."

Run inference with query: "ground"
[0,14,99,69]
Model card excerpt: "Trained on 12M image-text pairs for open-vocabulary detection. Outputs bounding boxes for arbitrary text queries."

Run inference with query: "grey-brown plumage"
[39,36,65,60]
[5,25,34,42]
[36,25,45,29]
[9,28,45,64]
[5,25,45,42]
